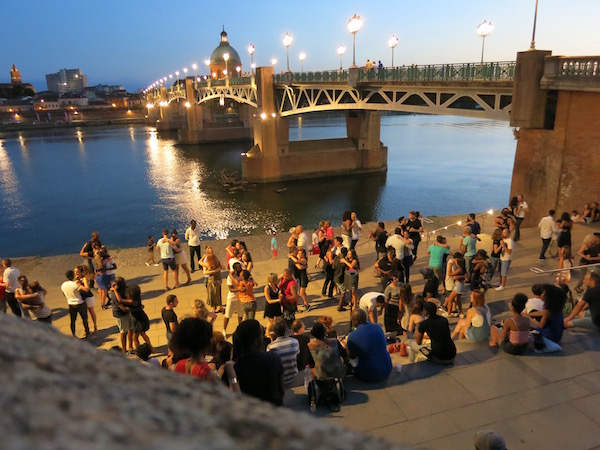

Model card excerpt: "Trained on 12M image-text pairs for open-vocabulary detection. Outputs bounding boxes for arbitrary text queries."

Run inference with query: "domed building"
[209,28,242,79]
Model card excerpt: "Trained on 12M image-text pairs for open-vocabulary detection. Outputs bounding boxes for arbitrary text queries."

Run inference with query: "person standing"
[295,225,310,254]
[340,211,352,250]
[157,228,178,292]
[171,230,192,285]
[61,270,90,338]
[495,228,513,291]
[513,194,529,242]
[79,231,101,273]
[538,210,556,260]
[109,277,134,353]
[185,220,202,273]
[407,211,423,260]
[461,226,477,282]
[350,211,362,250]
[427,235,451,286]
[161,294,179,342]
[223,262,244,335]
[1,258,22,316]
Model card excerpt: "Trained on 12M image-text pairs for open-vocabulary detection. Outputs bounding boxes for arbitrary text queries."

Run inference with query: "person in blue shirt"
[346,309,392,383]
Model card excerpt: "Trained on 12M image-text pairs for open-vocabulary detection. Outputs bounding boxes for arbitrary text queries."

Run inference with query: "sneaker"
[450,312,459,318]
[145,262,150,266]
[440,311,449,318]
[153,263,160,266]
[495,286,505,291]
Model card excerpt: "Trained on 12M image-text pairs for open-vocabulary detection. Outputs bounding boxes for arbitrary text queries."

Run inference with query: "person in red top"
[279,268,299,328]
[170,317,219,381]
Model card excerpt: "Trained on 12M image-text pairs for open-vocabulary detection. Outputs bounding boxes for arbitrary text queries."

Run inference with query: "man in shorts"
[109,280,134,353]
[157,228,178,292]
[223,262,243,335]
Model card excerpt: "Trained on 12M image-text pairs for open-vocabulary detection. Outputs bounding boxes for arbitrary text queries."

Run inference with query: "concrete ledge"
[0,314,403,450]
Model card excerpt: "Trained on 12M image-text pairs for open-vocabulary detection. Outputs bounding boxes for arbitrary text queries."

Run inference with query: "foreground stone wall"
[0,314,402,450]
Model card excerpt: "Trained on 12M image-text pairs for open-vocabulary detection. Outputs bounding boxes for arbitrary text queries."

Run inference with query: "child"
[145,235,157,266]
[270,231,278,260]
[136,343,160,367]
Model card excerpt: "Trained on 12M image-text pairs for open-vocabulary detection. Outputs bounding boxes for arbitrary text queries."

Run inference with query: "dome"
[209,29,242,73]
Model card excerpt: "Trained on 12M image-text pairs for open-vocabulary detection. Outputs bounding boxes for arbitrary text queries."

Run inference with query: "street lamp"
[271,58,278,66]
[175,71,180,89]
[191,63,198,87]
[223,52,230,78]
[337,45,346,70]
[282,33,293,72]
[388,35,399,67]
[476,20,494,65]
[530,0,539,49]
[236,66,241,76]
[248,43,255,72]
[298,52,306,72]
[347,14,363,68]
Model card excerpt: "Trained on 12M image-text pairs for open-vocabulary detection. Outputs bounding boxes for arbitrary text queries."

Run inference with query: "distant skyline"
[2,0,599,92]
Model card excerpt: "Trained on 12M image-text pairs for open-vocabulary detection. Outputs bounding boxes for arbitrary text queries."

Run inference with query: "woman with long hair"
[443,252,466,317]
[451,290,491,342]
[342,249,360,309]
[289,248,311,311]
[529,284,566,344]
[263,273,282,337]
[383,273,402,334]
[120,284,152,351]
[171,229,192,285]
[200,246,225,314]
[399,283,414,334]
[74,265,98,335]
[556,212,574,269]
[489,228,502,283]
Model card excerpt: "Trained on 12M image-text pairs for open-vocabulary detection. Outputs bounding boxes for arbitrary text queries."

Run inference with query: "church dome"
[209,29,242,78]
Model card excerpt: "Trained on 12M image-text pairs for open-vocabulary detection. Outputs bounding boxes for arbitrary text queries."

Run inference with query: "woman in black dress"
[557,212,573,269]
[263,273,282,337]
[383,274,402,334]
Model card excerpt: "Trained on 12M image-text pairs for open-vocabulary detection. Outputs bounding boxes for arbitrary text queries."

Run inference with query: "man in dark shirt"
[420,268,440,299]
[407,211,423,260]
[333,247,349,311]
[161,294,178,342]
[287,246,300,280]
[565,272,600,331]
[371,222,388,259]
[467,213,481,236]
[411,302,456,364]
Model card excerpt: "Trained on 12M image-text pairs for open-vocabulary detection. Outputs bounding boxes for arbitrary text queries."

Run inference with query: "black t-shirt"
[161,308,178,331]
[288,257,300,279]
[293,333,314,370]
[378,256,392,273]
[469,221,481,235]
[583,285,600,327]
[407,219,422,242]
[418,315,456,360]
[375,230,388,253]
[423,277,440,298]
[233,351,284,406]
[333,255,345,283]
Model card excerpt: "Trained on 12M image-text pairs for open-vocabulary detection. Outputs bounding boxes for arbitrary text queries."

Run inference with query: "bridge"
[148,61,515,121]
[144,52,600,227]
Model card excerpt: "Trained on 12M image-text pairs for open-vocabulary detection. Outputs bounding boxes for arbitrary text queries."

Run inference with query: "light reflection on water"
[0,115,516,257]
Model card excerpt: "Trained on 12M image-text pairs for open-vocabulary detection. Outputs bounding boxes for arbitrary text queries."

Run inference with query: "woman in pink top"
[490,293,531,355]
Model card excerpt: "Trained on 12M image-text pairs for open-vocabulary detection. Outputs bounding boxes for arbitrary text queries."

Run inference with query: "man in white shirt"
[513,194,529,242]
[358,292,386,324]
[157,228,178,292]
[350,211,362,249]
[385,228,405,259]
[295,225,309,253]
[185,219,202,273]
[495,228,513,291]
[538,209,556,260]
[61,269,90,338]
[1,258,22,316]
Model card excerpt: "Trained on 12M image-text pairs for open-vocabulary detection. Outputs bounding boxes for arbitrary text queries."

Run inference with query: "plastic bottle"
[304,364,311,392]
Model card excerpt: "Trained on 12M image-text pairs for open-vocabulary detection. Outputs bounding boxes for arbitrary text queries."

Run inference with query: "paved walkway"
[12,215,600,449]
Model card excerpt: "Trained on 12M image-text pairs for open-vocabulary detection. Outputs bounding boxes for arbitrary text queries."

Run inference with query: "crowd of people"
[1,199,599,417]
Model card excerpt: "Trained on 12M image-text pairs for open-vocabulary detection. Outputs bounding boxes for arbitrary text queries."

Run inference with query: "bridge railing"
[543,56,600,79]
[274,70,349,83]
[357,61,516,82]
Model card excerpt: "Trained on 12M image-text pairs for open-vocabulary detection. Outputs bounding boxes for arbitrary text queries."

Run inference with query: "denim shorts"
[500,260,512,277]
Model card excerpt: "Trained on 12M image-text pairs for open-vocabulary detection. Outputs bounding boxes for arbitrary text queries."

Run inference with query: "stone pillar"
[510,50,551,129]
[346,110,388,171]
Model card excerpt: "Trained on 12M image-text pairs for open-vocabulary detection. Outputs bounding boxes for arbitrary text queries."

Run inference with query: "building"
[208,28,242,79]
[10,64,21,84]
[45,68,89,94]
[0,64,35,99]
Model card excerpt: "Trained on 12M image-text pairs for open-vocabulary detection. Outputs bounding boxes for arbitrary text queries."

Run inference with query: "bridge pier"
[510,50,600,224]
[242,67,387,182]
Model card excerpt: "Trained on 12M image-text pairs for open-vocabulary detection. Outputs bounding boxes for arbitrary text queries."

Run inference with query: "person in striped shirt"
[267,319,300,384]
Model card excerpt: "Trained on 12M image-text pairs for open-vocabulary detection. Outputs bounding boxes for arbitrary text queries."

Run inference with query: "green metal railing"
[274,70,348,83]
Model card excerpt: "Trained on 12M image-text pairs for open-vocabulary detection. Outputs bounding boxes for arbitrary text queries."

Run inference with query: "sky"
[2,0,599,92]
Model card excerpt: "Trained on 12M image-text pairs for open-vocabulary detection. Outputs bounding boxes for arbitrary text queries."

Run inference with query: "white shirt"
[351,219,362,240]
[2,266,20,293]
[228,257,241,271]
[157,237,174,259]
[61,280,84,305]
[385,234,404,259]
[516,201,529,218]
[538,215,555,239]
[297,232,309,251]
[359,292,383,322]
[226,273,240,302]
[185,226,201,247]
[525,297,545,313]
[500,238,513,261]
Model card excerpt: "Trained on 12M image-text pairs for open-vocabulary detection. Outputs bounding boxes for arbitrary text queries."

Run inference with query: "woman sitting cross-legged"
[489,293,531,355]
[450,289,491,342]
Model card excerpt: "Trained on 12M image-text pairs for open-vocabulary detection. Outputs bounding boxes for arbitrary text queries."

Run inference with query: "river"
[0,114,516,257]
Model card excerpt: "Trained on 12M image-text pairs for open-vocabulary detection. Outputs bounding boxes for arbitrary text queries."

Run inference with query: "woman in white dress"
[171,229,192,285]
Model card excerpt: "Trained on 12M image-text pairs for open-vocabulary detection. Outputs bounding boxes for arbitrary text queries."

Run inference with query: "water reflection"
[0,141,28,227]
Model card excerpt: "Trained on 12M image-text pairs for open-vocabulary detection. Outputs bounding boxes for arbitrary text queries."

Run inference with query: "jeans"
[4,292,22,317]
[322,265,334,297]
[402,256,413,283]
[540,237,551,259]
[69,302,90,336]
[514,217,524,241]
[489,256,500,281]
[189,245,201,271]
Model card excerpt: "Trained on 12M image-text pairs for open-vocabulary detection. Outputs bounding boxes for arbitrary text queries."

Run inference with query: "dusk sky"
[2,0,599,92]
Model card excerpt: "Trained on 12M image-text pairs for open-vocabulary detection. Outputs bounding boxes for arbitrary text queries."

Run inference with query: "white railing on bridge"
[541,56,600,92]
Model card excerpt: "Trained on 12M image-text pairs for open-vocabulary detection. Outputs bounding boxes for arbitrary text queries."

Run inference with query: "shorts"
[272,249,278,257]
[453,281,466,294]
[161,258,176,271]
[499,340,528,355]
[115,313,133,333]
[85,296,95,308]
[242,301,257,320]
[225,297,243,318]
[500,260,512,277]
[335,281,346,294]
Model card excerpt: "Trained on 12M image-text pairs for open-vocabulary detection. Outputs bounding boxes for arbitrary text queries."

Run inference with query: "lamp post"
[388,35,399,67]
[337,45,346,70]
[175,71,180,90]
[282,33,293,72]
[347,14,363,68]
[298,52,306,72]
[476,20,494,65]
[271,58,278,67]
[192,63,197,87]
[223,52,229,79]
[248,43,255,73]
[236,66,241,77]
[530,0,539,49]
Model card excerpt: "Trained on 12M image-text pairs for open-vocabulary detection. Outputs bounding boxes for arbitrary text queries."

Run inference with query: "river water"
[0,114,516,257]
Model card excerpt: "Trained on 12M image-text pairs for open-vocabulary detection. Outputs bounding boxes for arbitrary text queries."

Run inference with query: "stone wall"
[0,314,403,450]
